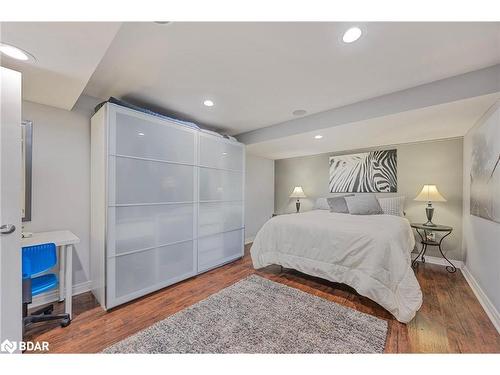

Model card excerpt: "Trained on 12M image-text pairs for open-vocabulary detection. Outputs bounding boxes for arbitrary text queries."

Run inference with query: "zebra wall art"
[329,150,397,193]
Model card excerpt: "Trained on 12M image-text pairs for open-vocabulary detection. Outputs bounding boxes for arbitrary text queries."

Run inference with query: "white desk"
[21,230,80,319]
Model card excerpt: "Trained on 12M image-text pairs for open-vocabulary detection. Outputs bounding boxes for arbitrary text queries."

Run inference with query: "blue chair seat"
[31,274,58,296]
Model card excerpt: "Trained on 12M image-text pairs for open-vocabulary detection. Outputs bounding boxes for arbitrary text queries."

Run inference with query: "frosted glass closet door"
[198,201,243,237]
[106,105,198,308]
[199,135,244,171]
[198,133,245,273]
[199,168,243,202]
[198,229,244,272]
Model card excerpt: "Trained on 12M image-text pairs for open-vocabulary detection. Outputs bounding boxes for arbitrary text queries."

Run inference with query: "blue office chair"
[22,243,71,331]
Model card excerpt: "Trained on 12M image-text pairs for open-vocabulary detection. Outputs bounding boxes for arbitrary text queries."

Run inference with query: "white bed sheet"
[250,210,422,323]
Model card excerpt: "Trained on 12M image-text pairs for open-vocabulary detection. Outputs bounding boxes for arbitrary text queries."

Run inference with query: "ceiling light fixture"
[342,27,362,43]
[0,43,35,61]
[314,135,323,140]
[138,132,145,136]
[203,99,214,107]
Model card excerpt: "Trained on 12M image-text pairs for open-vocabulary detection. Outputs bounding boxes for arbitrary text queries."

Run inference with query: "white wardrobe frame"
[91,103,245,310]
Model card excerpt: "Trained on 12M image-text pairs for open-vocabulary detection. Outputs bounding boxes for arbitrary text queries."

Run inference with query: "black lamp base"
[296,200,300,213]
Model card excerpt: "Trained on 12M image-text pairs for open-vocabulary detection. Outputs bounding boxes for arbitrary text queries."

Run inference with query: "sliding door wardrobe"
[90,103,245,309]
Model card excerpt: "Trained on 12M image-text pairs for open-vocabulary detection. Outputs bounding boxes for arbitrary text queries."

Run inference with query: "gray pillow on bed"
[327,194,355,213]
[314,197,330,210]
[345,194,383,215]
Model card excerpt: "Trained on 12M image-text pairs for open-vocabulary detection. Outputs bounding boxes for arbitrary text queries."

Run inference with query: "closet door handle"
[0,224,16,235]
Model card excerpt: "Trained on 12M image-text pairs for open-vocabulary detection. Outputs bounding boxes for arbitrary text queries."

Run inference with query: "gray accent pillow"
[345,194,383,215]
[327,194,355,213]
[314,198,330,210]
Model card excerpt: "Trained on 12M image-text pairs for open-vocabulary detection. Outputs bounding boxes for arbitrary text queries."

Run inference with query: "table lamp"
[414,184,446,227]
[290,186,306,213]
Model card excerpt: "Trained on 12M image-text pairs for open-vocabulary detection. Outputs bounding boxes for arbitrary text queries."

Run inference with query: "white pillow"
[314,197,330,210]
[377,196,405,216]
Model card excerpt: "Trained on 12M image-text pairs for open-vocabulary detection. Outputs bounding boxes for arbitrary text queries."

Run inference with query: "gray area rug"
[103,275,387,353]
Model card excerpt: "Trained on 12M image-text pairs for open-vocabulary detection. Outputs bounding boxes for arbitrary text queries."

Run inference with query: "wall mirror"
[21,120,32,222]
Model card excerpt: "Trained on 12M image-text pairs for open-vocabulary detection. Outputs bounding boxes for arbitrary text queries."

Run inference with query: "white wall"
[22,96,100,287]
[245,152,275,243]
[462,102,500,329]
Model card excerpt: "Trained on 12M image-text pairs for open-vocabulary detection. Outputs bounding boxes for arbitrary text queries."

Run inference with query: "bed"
[250,210,422,323]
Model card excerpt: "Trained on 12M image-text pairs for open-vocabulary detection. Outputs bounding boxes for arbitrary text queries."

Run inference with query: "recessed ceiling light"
[314,135,323,140]
[0,43,35,61]
[138,132,145,136]
[203,99,214,107]
[342,27,362,43]
[293,109,307,116]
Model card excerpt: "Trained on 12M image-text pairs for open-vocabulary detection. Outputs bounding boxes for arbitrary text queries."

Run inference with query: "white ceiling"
[246,93,500,160]
[1,22,499,147]
[0,22,121,110]
[83,22,500,134]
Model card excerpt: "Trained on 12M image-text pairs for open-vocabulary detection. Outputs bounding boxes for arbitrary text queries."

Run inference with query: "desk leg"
[59,245,65,302]
[65,245,73,319]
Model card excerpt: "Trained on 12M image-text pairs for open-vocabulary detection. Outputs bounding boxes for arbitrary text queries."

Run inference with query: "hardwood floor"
[25,244,500,353]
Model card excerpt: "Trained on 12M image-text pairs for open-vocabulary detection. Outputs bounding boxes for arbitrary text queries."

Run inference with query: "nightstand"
[410,223,456,273]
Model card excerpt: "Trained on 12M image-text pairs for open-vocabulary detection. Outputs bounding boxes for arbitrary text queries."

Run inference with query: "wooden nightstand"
[410,223,455,273]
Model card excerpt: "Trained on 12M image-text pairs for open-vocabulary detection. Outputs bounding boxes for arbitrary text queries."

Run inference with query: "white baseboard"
[244,236,255,245]
[411,254,464,269]
[411,253,464,269]
[30,281,92,308]
[461,266,500,334]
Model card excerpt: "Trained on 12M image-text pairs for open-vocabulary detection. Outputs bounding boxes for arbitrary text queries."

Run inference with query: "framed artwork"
[329,149,397,193]
[470,105,500,223]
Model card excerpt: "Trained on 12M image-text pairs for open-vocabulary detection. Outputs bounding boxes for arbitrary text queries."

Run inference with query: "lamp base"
[424,204,436,226]
[296,200,300,213]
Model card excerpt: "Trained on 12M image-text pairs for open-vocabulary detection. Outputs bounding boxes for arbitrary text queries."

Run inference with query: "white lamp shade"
[290,186,306,198]
[414,185,446,202]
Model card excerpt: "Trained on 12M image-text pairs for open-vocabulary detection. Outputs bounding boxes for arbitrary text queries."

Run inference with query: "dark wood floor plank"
[24,245,500,353]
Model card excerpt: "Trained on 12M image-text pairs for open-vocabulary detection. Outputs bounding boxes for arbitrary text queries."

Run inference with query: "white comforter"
[250,210,422,323]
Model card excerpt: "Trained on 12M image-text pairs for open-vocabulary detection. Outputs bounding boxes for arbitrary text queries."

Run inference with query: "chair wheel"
[60,318,71,327]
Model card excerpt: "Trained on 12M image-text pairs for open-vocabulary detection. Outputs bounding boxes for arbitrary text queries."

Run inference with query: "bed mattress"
[250,210,422,323]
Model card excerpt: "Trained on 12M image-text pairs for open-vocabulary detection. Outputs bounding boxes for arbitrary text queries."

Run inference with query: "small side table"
[410,223,456,273]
